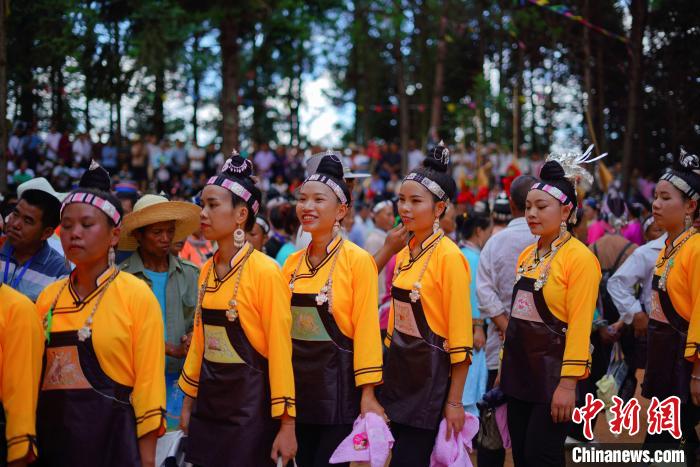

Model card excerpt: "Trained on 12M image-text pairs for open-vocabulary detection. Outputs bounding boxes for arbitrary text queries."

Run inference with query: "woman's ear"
[435,200,447,218]
[110,227,121,248]
[234,205,249,228]
[685,198,698,218]
[336,203,349,222]
[561,203,573,223]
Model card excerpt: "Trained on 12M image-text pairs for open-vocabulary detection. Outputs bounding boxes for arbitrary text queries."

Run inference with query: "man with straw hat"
[118,193,201,429]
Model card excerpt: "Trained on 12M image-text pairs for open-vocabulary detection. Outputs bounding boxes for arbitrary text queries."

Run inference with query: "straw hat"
[118,194,201,251]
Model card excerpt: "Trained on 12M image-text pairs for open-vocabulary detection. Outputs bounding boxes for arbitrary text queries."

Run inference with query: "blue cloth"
[0,241,70,301]
[144,269,168,338]
[461,246,481,318]
[275,242,296,266]
[165,372,184,430]
[462,349,488,417]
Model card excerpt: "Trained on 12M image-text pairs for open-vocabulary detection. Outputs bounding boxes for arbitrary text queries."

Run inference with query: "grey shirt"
[476,217,537,370]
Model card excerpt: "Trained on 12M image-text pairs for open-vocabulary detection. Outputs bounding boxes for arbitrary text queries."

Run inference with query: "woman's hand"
[632,312,649,338]
[443,402,465,440]
[360,385,387,420]
[551,378,577,423]
[179,395,194,434]
[271,417,297,465]
[473,326,486,351]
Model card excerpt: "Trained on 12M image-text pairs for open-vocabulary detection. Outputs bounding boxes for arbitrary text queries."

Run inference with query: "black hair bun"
[539,160,566,181]
[316,153,345,180]
[221,151,253,179]
[423,141,450,174]
[79,160,112,192]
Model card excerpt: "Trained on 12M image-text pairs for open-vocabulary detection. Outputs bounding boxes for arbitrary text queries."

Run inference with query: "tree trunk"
[116,95,122,139]
[512,47,524,159]
[595,36,607,153]
[153,69,165,140]
[582,0,598,149]
[621,0,647,193]
[0,0,7,193]
[220,14,240,155]
[392,2,409,175]
[56,65,65,129]
[84,97,91,134]
[191,33,201,144]
[429,1,449,134]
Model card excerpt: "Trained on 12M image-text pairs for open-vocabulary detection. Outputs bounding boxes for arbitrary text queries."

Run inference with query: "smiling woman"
[34,161,166,467]
[283,151,384,467]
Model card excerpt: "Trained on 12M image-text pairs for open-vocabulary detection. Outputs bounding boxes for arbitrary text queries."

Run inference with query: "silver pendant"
[316,291,328,306]
[225,308,238,321]
[77,326,91,342]
[409,289,420,303]
[534,279,544,291]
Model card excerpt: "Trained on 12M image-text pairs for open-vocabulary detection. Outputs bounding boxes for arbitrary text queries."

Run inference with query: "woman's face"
[247,223,268,251]
[398,180,445,234]
[645,221,664,242]
[525,189,571,238]
[60,203,120,267]
[200,185,249,242]
[474,224,494,249]
[296,181,347,236]
[652,180,696,231]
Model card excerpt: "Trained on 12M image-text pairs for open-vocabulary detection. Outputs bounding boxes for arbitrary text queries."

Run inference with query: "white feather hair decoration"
[545,144,608,186]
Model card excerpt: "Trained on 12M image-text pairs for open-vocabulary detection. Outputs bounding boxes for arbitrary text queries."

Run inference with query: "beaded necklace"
[289,236,345,313]
[515,232,571,291]
[657,228,697,292]
[392,232,444,303]
[43,268,119,342]
[194,243,255,326]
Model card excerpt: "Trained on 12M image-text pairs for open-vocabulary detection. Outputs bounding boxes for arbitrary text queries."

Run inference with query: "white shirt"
[188,146,206,172]
[45,131,61,160]
[407,149,424,172]
[476,216,537,369]
[72,138,92,163]
[607,234,666,324]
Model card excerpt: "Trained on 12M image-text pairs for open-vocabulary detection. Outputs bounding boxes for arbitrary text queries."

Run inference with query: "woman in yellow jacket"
[283,151,384,467]
[35,161,166,467]
[179,153,296,466]
[643,147,700,457]
[380,143,473,466]
[501,154,601,467]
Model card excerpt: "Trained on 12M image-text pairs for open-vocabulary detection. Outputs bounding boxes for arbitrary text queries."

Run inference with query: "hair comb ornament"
[431,140,450,165]
[679,147,700,171]
[221,151,252,175]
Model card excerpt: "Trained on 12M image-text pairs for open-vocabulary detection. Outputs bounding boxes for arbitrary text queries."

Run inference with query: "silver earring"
[560,221,567,236]
[433,218,440,233]
[108,247,115,267]
[233,226,246,248]
[685,214,692,231]
[332,221,340,237]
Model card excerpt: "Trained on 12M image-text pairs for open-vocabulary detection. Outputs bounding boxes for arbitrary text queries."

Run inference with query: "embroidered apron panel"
[291,306,332,341]
[511,289,544,323]
[393,298,422,337]
[203,324,245,364]
[42,346,92,391]
[649,291,669,324]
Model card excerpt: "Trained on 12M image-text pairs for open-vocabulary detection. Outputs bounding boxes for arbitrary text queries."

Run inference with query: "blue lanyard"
[3,246,35,289]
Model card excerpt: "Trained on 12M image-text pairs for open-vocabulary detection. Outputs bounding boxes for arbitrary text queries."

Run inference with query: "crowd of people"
[0,125,698,467]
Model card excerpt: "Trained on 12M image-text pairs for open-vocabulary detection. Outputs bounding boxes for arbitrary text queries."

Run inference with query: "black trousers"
[476,369,506,467]
[507,397,568,467]
[644,402,700,467]
[295,422,352,467]
[389,422,438,467]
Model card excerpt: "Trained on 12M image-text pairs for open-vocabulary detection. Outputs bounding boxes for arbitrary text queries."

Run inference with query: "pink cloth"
[622,221,643,245]
[587,220,608,245]
[329,413,394,467]
[429,413,480,467]
[495,404,511,449]
[379,255,397,329]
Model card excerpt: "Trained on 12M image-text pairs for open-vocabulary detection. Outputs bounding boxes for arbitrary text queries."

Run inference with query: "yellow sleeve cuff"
[271,397,296,418]
[449,347,472,365]
[7,435,36,463]
[178,371,199,398]
[354,367,383,387]
[135,408,166,438]
[685,342,699,362]
[560,360,591,379]
[383,333,392,348]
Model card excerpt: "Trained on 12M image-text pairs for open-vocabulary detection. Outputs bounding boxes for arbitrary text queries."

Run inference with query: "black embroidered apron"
[35,330,140,467]
[642,275,692,403]
[501,276,568,404]
[291,293,359,425]
[187,308,277,467]
[380,286,451,430]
